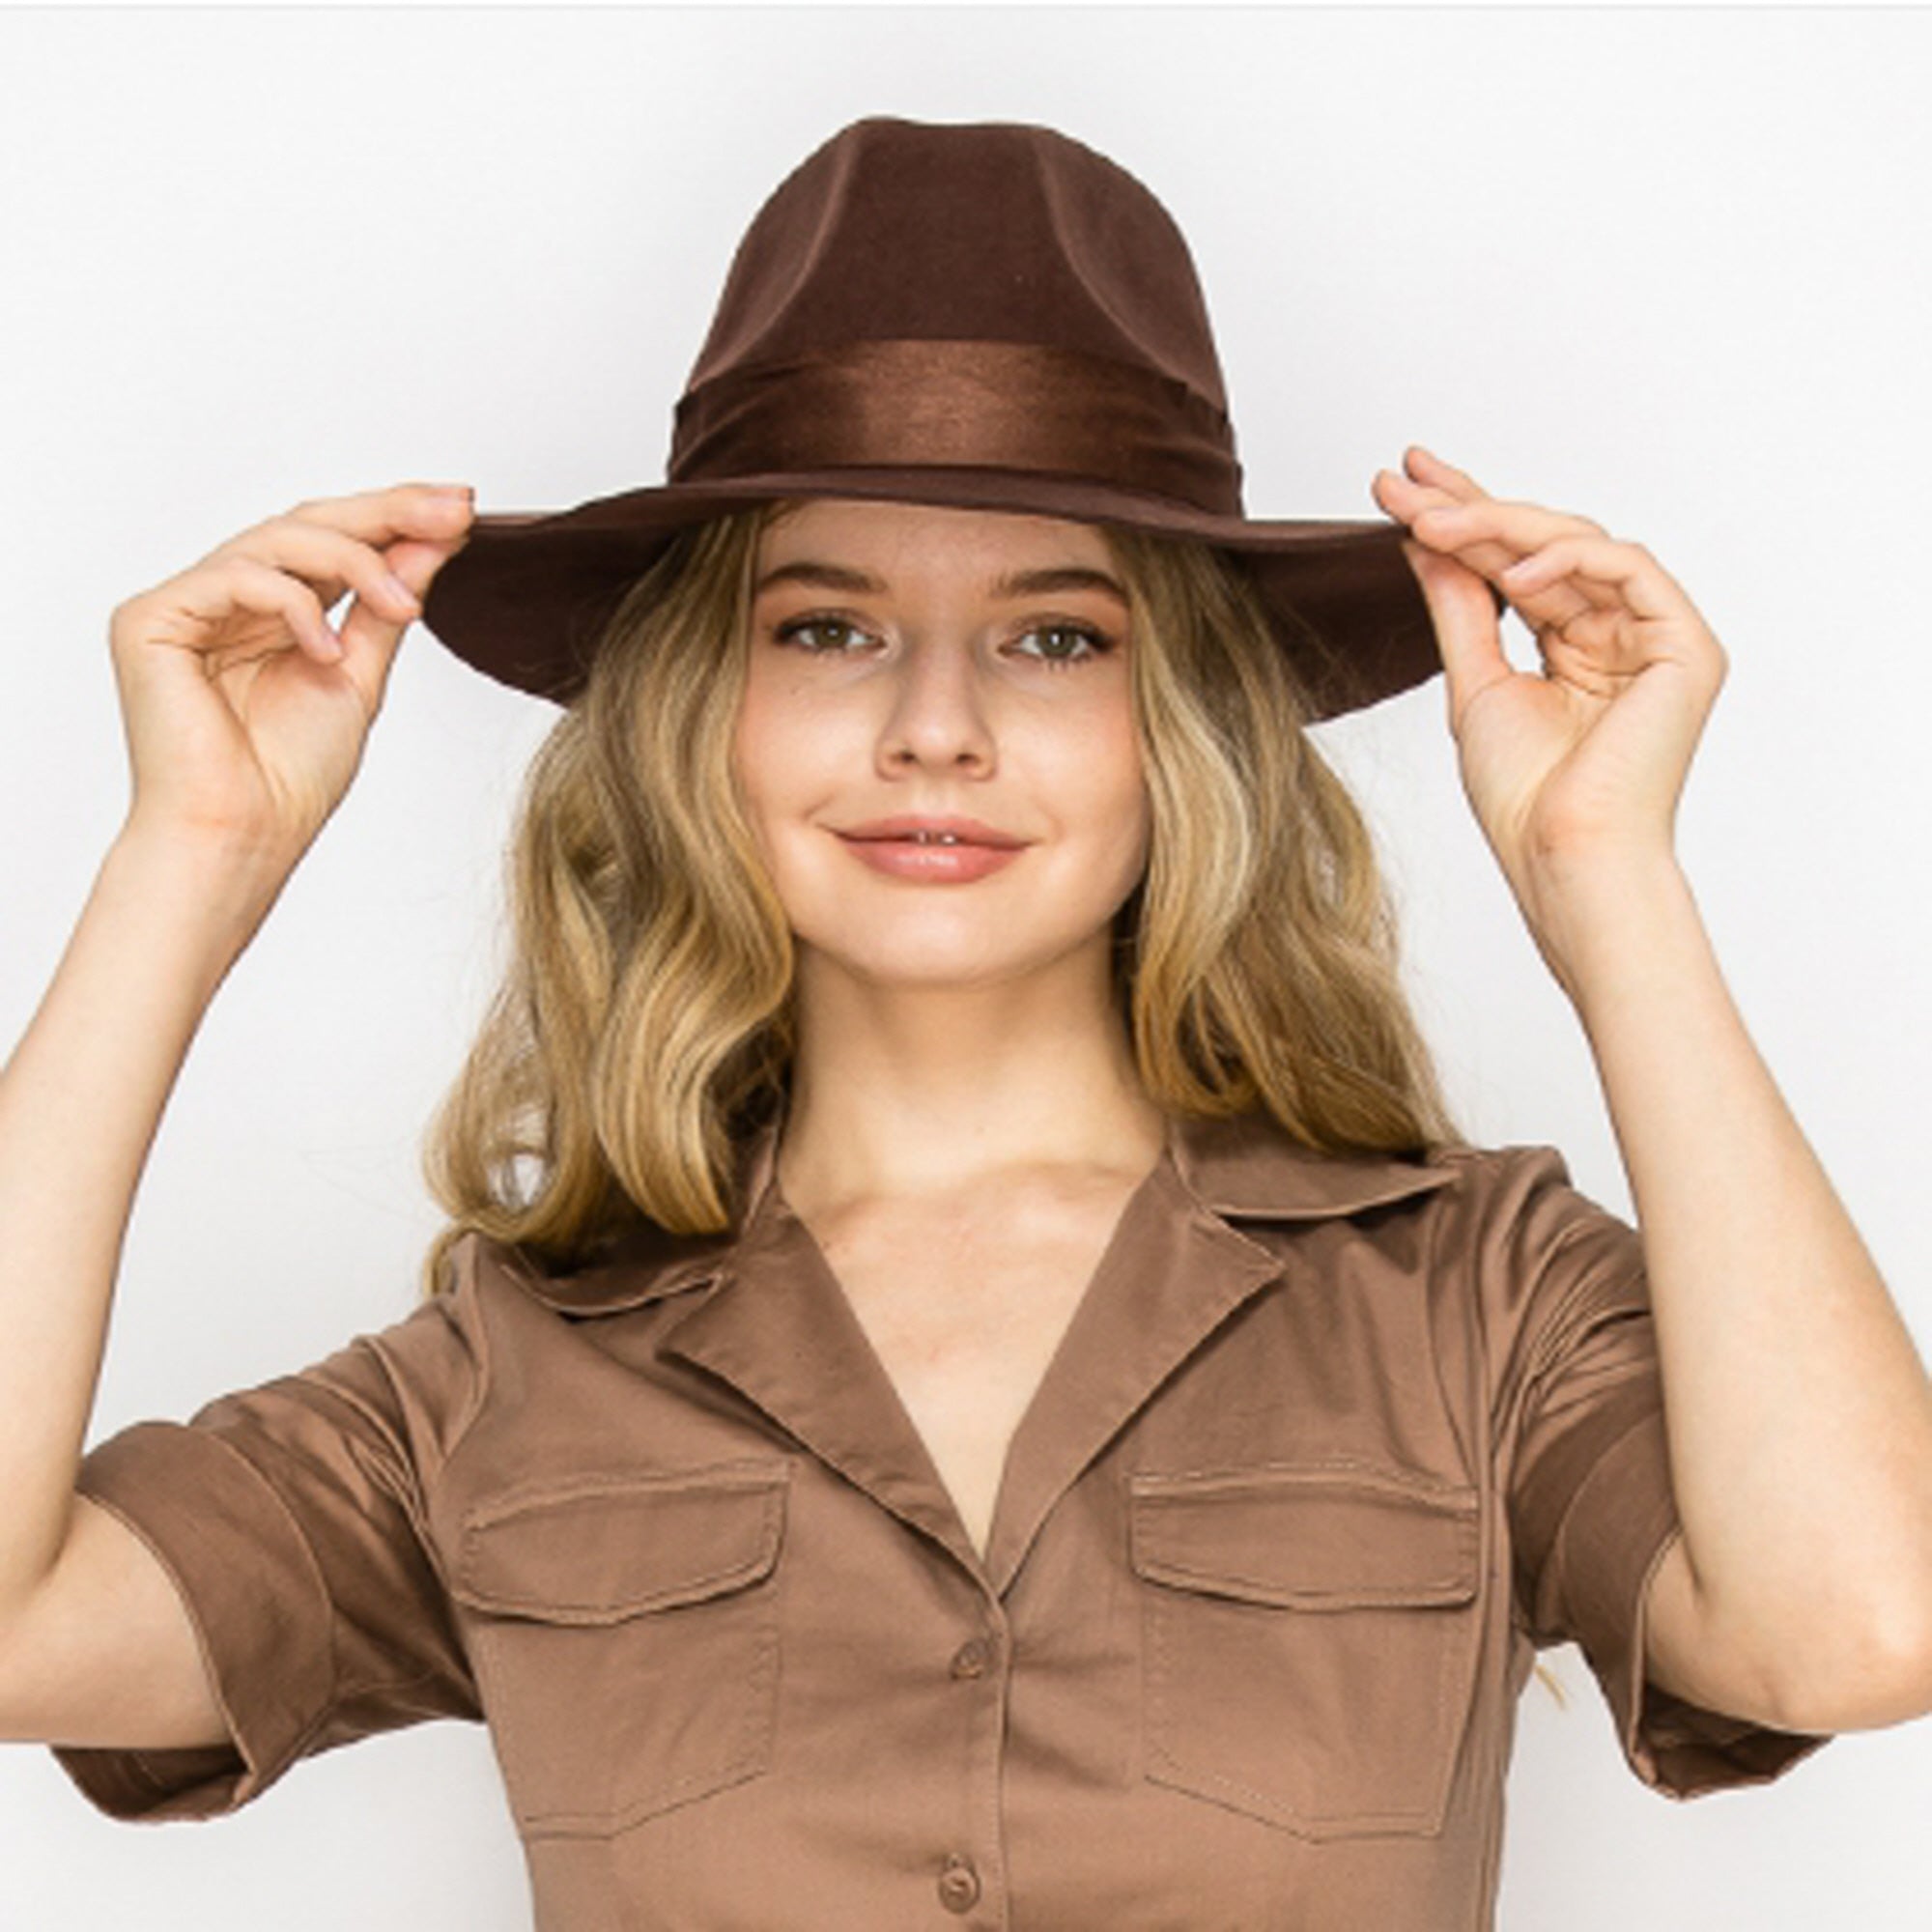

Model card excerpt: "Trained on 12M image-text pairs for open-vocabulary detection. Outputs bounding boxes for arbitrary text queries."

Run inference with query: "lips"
[846,834,989,848]
[836,815,1027,848]
[837,830,1026,881]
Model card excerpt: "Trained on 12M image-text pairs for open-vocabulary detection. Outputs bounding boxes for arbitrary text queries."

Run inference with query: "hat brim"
[417,468,1493,723]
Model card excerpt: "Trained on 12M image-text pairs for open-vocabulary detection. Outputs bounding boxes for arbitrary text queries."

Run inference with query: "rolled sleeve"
[1485,1145,1834,1799]
[54,1420,339,1820]
[48,1274,488,1823]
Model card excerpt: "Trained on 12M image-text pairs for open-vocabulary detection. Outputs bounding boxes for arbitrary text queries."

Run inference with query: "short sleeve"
[49,1267,489,1822]
[1481,1144,1834,1798]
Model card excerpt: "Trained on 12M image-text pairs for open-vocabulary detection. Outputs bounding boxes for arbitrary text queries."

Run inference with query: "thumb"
[332,536,456,705]
[1401,536,1513,734]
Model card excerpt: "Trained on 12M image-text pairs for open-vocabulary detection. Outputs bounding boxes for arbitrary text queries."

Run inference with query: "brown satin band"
[666,338,1245,517]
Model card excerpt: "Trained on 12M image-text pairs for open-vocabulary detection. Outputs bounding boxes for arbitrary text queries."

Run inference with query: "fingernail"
[429,482,472,497]
[384,571,421,610]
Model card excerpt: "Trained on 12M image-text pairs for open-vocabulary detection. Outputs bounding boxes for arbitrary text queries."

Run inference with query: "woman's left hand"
[1372,445,1728,904]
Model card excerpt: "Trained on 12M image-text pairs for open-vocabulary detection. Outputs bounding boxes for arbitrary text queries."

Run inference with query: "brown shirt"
[52,1097,1832,1929]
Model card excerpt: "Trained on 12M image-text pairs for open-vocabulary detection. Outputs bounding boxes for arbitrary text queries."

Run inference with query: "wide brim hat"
[420,117,1500,724]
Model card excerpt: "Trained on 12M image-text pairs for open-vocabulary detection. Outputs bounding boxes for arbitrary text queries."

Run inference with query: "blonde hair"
[414,499,1472,1302]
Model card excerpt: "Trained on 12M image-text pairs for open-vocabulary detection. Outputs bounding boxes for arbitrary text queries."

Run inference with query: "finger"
[1409,496,1608,551]
[1397,450,1612,571]
[1497,534,1686,622]
[176,554,344,662]
[1408,497,1623,617]
[1372,465,1463,522]
[382,533,470,589]
[259,481,476,552]
[1375,468,1608,603]
[212,520,425,626]
[1402,445,1487,501]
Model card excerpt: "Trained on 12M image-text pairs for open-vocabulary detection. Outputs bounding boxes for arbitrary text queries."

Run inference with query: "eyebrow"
[753,559,1129,609]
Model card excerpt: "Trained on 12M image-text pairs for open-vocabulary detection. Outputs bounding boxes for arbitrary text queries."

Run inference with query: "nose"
[876,635,999,769]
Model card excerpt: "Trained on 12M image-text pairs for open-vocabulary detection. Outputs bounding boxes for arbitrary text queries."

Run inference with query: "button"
[950,1636,994,1679]
[937,1854,980,1913]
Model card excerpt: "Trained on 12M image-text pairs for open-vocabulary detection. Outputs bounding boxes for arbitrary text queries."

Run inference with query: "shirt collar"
[488,1087,1460,1318]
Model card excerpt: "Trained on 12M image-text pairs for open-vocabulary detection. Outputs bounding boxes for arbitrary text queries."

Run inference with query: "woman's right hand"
[106,482,477,872]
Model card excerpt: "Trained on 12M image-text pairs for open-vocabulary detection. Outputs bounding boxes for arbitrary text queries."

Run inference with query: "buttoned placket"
[640,1111,1325,1928]
[510,1094,1461,1928]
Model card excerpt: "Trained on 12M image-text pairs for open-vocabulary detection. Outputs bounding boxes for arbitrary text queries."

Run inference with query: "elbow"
[1769,1601,1932,1734]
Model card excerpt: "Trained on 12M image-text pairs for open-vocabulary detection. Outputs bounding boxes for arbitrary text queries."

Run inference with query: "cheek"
[1071,709,1151,858]
[731,677,857,876]
[728,689,765,805]
[729,694,802,876]
[732,672,815,814]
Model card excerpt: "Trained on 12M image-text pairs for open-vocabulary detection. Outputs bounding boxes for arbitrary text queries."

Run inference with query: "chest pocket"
[1129,1460,1482,1839]
[448,1460,789,1838]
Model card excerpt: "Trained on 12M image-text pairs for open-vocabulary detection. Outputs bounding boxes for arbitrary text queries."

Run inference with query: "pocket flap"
[451,1461,789,1624]
[1129,1463,1478,1609]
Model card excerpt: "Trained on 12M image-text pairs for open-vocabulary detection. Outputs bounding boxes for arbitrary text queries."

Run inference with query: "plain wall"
[1,6,1926,1926]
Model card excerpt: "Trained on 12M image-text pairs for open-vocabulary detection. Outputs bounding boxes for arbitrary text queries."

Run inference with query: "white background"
[1,5,1927,1927]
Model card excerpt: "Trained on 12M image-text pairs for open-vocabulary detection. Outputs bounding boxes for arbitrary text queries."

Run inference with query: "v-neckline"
[769,1135,1171,1566]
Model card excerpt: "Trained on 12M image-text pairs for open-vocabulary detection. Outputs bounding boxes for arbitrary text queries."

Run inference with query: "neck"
[775,969,1164,1220]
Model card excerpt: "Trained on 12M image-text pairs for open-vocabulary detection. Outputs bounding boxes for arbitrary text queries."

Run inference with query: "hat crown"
[418,115,1455,724]
[685,116,1233,423]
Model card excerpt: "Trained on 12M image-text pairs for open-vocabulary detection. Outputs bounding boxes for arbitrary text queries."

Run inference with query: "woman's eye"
[1014,624,1113,669]
[771,615,1113,670]
[772,615,868,654]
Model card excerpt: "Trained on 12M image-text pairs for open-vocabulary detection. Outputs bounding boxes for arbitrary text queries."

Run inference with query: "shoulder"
[1408,1139,1621,1248]
[1431,1140,1634,1261]
[1407,1140,1641,1301]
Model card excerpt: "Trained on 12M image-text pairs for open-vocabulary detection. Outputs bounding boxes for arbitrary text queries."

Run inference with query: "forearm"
[0,817,280,1615]
[1535,846,1932,1698]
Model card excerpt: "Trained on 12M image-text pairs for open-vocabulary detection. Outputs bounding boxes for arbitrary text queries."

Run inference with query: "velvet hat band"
[667,336,1244,518]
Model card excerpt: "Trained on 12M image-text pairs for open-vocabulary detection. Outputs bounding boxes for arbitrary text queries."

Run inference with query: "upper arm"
[30,1280,490,1822]
[1647,1528,1932,1735]
[1481,1143,1836,1794]
[1640,1533,1785,1728]
[0,1493,229,1751]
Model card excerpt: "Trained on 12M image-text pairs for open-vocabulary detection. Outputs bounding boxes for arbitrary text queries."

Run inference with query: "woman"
[2,116,1926,1930]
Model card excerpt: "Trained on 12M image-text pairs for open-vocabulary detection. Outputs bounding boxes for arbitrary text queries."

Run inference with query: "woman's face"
[732,496,1151,992]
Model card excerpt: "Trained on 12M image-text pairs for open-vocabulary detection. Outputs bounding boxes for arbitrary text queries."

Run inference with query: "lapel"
[502,1088,1462,1597]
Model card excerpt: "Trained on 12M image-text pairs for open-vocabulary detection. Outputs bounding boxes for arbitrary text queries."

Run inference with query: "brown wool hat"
[419,115,1499,723]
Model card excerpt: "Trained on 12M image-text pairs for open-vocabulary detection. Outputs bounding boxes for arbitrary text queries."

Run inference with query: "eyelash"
[769,612,1116,671]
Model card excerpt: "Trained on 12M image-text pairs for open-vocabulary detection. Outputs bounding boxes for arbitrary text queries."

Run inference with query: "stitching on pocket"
[1133,1463,1482,1837]
[586,1607,783,1839]
[454,1463,788,1836]
[453,1463,789,1623]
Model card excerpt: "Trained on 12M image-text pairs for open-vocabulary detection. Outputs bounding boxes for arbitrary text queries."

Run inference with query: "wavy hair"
[413,499,1471,1303]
